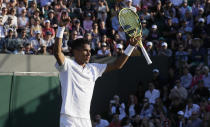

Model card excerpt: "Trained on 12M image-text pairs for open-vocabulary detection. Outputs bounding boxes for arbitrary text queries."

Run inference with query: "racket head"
[118,8,142,38]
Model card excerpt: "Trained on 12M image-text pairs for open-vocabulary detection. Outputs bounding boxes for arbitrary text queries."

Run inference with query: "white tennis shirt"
[55,58,107,119]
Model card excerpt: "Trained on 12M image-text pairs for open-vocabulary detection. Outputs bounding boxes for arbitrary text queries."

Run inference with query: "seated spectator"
[4,16,17,37]
[3,29,17,52]
[47,10,58,29]
[13,44,25,55]
[30,18,42,37]
[190,39,205,66]
[37,44,50,55]
[8,8,18,28]
[169,79,188,100]
[151,68,164,90]
[175,44,189,68]
[83,12,93,32]
[180,67,192,89]
[0,16,5,38]
[24,43,34,55]
[158,42,172,57]
[113,43,124,56]
[148,25,160,41]
[108,114,121,127]
[1,7,8,25]
[111,12,120,32]
[43,31,54,47]
[179,0,192,20]
[97,0,109,22]
[30,31,45,53]
[97,42,111,57]
[162,17,177,43]
[184,98,200,119]
[164,0,176,19]
[193,18,207,38]
[94,114,109,127]
[144,82,160,104]
[109,95,126,120]
[141,20,149,40]
[99,20,107,35]
[202,66,210,88]
[126,94,139,119]
[185,111,202,127]
[42,20,55,39]
[190,66,204,88]
[146,41,157,56]
[140,97,154,119]
[171,32,185,51]
[72,19,84,37]
[125,0,136,13]
[27,1,37,17]
[17,9,29,31]
[176,111,187,127]
[16,29,29,46]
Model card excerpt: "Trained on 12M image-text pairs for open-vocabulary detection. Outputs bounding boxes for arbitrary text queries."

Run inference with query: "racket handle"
[139,42,152,65]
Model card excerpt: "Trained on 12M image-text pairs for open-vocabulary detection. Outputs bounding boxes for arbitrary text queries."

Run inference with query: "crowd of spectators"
[0,0,209,126]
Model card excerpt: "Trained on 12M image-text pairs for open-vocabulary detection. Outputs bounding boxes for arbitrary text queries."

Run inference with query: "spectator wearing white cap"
[176,110,186,127]
[158,42,172,57]
[146,41,157,56]
[125,0,137,13]
[42,19,55,39]
[148,24,160,41]
[114,43,124,56]
[97,42,111,57]
[195,7,205,22]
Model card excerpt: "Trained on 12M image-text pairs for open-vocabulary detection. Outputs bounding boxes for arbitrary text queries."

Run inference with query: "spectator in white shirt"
[94,114,109,127]
[144,82,160,104]
[202,66,210,88]
[125,0,137,13]
[97,42,111,57]
[180,67,192,89]
[184,98,200,119]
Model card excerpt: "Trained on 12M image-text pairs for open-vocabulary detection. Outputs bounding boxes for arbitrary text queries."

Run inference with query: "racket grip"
[140,44,152,65]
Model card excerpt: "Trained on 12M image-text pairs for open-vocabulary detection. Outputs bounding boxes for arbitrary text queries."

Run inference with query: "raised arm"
[104,36,140,73]
[53,11,70,65]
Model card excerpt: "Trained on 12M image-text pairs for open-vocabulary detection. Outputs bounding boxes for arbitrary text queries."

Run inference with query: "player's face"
[74,44,91,65]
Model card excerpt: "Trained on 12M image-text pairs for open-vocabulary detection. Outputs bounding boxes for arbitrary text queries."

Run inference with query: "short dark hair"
[71,38,90,50]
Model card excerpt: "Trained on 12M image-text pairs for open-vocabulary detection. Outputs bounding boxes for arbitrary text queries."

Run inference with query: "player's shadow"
[4,88,61,127]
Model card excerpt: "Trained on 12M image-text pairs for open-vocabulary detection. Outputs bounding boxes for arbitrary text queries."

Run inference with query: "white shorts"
[60,114,92,127]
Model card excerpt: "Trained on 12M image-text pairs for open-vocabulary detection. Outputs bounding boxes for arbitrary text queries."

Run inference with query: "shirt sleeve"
[55,57,71,72]
[91,63,107,80]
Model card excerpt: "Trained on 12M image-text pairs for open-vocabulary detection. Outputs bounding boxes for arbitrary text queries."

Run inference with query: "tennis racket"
[118,8,152,65]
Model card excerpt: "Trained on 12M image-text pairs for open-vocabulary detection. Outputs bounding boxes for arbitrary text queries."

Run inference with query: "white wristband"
[56,26,65,38]
[124,44,135,56]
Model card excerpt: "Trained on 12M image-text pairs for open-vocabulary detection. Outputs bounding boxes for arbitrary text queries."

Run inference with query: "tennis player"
[54,12,140,127]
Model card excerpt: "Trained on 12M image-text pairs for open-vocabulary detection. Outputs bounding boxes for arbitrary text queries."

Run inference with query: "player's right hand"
[59,11,71,27]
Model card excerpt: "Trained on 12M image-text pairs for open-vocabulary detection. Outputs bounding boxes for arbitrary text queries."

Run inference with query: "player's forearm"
[53,27,65,65]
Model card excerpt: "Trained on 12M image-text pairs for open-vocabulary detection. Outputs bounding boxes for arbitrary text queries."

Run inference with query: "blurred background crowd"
[0,0,209,126]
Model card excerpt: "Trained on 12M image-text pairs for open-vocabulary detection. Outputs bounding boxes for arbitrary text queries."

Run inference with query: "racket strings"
[119,9,141,37]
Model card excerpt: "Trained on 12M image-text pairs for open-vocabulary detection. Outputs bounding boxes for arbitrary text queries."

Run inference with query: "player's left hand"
[129,36,141,46]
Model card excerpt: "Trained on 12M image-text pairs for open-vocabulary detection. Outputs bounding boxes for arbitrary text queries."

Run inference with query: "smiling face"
[73,44,91,66]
